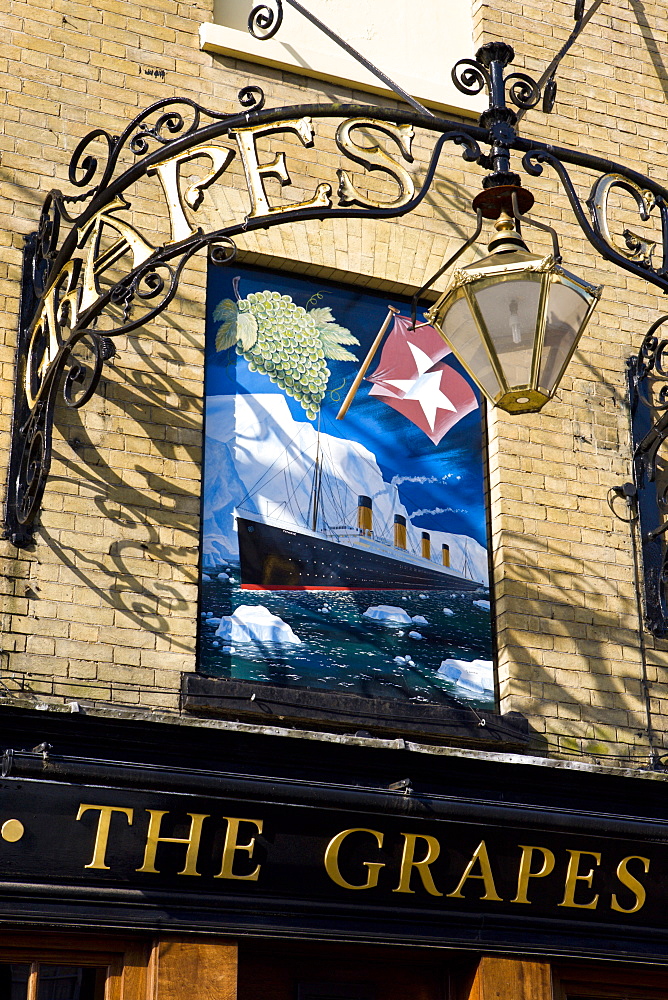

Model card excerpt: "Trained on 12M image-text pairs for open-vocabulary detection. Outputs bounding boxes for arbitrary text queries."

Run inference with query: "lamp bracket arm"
[410,209,484,330]
[511,190,561,260]
[515,0,607,122]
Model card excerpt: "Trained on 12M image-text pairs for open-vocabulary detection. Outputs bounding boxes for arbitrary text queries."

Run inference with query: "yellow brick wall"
[1,0,668,766]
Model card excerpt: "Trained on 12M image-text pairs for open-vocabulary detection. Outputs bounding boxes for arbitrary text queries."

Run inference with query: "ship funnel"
[442,543,450,568]
[394,514,407,550]
[357,495,373,536]
[421,531,431,560]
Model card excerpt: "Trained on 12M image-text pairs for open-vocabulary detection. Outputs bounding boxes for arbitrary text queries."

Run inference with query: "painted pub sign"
[198,266,494,710]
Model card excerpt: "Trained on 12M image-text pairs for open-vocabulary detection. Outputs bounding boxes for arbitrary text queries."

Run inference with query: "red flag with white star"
[367,314,478,445]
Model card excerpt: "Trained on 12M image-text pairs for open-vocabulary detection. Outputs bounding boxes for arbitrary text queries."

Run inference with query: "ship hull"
[236,517,480,591]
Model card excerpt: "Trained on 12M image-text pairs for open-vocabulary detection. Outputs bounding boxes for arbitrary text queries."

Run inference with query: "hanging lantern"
[426,206,602,415]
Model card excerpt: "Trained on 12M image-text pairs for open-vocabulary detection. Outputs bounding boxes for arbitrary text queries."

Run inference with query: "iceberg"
[408,631,423,640]
[412,615,428,625]
[437,658,494,698]
[215,605,302,644]
[363,605,413,625]
[473,599,491,611]
[217,572,230,582]
[442,607,454,616]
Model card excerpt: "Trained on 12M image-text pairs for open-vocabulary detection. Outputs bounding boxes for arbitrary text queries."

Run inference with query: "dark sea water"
[198,565,494,711]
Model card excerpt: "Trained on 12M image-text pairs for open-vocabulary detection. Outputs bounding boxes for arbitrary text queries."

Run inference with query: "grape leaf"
[308,307,335,325]
[319,322,359,345]
[214,298,237,322]
[309,307,359,362]
[320,342,359,361]
[237,310,259,350]
[215,299,239,351]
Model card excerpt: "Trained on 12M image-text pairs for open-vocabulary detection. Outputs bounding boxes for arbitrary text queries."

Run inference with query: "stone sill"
[199,21,481,119]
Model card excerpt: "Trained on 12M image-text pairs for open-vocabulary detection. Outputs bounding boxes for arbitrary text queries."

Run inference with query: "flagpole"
[336,305,399,420]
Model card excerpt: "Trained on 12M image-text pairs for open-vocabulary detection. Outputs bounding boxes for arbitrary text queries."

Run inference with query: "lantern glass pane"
[472,275,542,389]
[439,292,502,399]
[538,277,592,392]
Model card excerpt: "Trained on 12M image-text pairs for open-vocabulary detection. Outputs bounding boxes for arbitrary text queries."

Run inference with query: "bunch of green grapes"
[240,291,329,419]
[215,283,359,420]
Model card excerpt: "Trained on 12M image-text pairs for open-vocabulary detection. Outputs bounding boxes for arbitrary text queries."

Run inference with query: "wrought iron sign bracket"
[6,36,668,547]
[628,317,668,636]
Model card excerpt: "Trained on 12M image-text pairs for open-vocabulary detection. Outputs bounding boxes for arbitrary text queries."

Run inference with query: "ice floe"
[438,658,494,698]
[408,631,424,640]
[362,605,413,625]
[442,607,454,616]
[215,605,302,644]
[412,615,428,625]
[201,574,212,583]
[473,599,491,611]
[217,572,230,582]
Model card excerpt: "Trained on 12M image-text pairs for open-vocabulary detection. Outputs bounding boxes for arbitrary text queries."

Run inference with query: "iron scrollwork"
[3,91,486,547]
[451,59,491,97]
[248,1,283,40]
[451,42,541,113]
[521,149,668,294]
[8,35,668,549]
[628,317,668,636]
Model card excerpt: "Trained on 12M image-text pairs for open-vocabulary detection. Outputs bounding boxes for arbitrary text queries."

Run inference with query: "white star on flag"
[399,369,457,431]
[366,313,479,445]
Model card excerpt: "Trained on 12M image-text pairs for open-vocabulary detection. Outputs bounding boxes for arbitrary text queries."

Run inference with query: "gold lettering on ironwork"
[231,118,332,220]
[336,119,415,209]
[324,828,385,890]
[215,817,263,881]
[24,260,83,407]
[610,855,650,914]
[25,293,57,409]
[393,833,442,896]
[76,803,134,870]
[589,173,659,267]
[77,196,155,316]
[24,200,153,407]
[137,809,210,876]
[559,849,601,909]
[447,840,503,901]
[25,204,152,405]
[54,258,83,332]
[511,845,556,904]
[149,144,236,244]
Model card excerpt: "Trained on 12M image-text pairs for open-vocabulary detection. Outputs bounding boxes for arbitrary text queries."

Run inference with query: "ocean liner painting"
[199,265,495,710]
[236,507,479,591]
